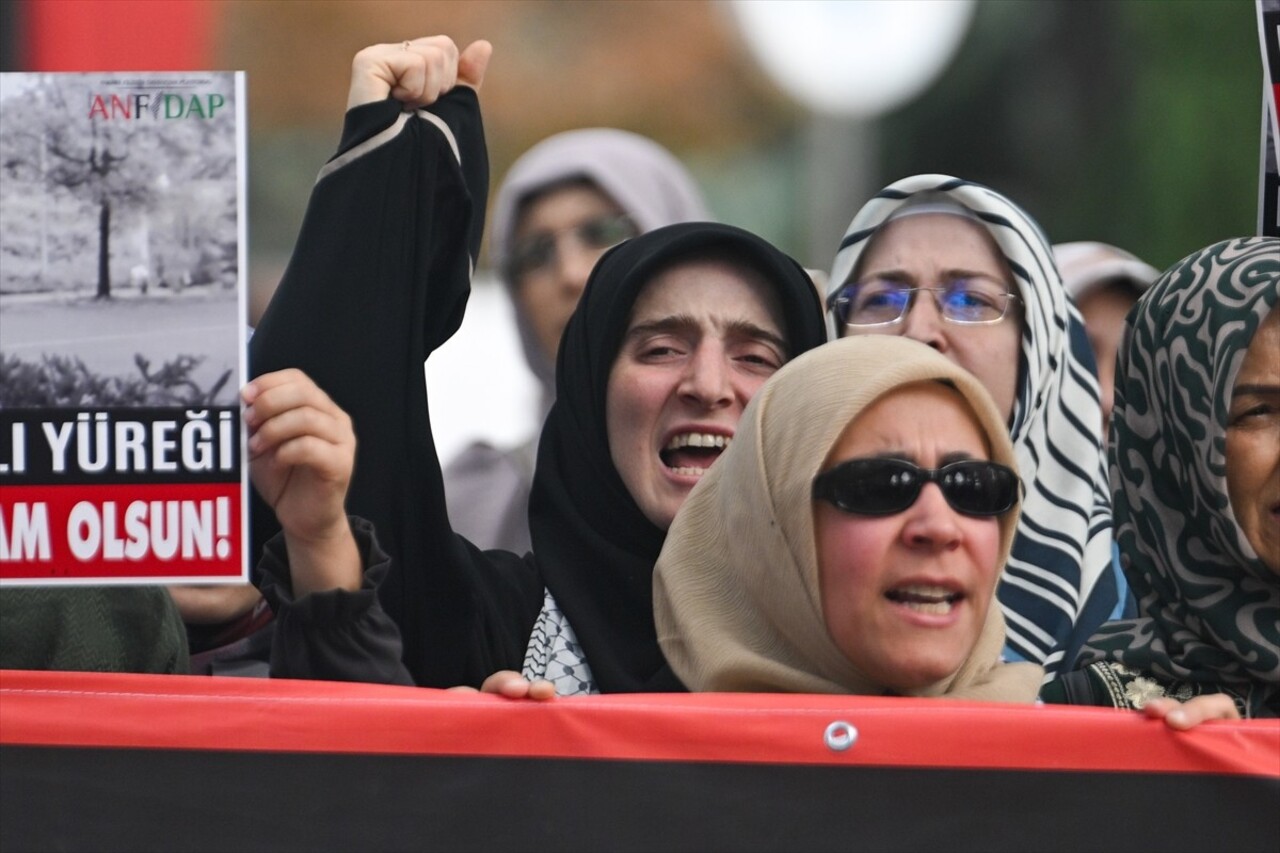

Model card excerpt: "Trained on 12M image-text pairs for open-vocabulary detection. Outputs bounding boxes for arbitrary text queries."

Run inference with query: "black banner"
[2,746,1276,853]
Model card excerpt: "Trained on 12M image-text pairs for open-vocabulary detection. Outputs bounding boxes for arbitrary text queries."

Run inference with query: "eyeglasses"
[506,213,639,279]
[812,458,1020,517]
[828,276,1018,327]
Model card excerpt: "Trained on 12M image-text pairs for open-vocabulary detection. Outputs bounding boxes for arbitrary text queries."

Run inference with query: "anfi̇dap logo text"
[89,91,226,120]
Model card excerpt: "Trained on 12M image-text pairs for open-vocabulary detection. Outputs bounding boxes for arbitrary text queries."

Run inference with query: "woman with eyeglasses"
[443,128,709,556]
[654,335,1044,702]
[824,176,1123,679]
[1042,237,1279,723]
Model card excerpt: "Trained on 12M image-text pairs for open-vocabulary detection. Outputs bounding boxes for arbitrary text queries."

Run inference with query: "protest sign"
[0,71,247,584]
[1259,0,1280,235]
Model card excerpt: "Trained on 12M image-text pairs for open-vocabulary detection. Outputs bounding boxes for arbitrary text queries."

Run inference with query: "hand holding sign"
[243,369,360,594]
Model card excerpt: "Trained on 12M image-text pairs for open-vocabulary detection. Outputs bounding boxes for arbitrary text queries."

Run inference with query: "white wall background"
[424,274,542,465]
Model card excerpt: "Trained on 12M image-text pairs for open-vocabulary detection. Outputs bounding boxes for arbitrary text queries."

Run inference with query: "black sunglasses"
[812,458,1019,517]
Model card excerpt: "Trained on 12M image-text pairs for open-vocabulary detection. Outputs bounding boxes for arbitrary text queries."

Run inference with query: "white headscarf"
[826,175,1117,675]
[654,336,1043,701]
[1052,241,1158,302]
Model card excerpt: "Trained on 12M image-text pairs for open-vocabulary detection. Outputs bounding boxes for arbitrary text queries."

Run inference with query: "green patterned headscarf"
[1078,237,1279,714]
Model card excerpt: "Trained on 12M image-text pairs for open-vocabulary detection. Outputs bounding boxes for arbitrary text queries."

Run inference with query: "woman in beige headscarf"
[654,335,1043,701]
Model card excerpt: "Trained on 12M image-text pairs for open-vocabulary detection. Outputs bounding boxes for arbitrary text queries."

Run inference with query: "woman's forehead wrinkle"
[627,312,785,342]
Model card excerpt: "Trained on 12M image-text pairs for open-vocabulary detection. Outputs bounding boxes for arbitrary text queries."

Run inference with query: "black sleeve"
[249,91,543,688]
[1038,668,1113,708]
[259,517,413,685]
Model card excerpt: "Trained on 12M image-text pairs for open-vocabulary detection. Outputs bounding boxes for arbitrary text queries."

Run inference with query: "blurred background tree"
[2,0,1264,305]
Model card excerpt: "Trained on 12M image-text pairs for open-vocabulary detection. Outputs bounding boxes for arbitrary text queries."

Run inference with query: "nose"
[678,343,734,409]
[899,291,948,353]
[900,483,963,551]
[550,237,601,299]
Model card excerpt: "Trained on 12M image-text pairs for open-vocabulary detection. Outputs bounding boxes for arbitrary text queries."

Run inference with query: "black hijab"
[528,222,829,693]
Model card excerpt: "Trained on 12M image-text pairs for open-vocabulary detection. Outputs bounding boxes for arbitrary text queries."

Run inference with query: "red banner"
[2,670,1276,851]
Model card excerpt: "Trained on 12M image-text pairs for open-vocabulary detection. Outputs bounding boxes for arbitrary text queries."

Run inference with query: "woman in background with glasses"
[824,176,1122,679]
[654,335,1044,703]
[443,129,708,555]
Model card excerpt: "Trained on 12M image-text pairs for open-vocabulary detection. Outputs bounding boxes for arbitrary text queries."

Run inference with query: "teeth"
[896,584,955,602]
[887,585,961,614]
[902,600,954,616]
[670,466,709,476]
[665,432,731,450]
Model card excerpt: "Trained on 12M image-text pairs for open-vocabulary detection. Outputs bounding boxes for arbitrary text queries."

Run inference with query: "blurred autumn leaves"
[223,1,797,176]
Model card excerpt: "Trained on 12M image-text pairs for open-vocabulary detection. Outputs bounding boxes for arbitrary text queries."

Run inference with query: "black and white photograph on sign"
[0,71,245,410]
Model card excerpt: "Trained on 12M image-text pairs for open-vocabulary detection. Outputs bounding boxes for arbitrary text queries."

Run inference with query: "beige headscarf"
[654,336,1044,701]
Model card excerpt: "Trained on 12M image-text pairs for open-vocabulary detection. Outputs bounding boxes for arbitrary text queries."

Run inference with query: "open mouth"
[886,584,963,616]
[660,432,730,477]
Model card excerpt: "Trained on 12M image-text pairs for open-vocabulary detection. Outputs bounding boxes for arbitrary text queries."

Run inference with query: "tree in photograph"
[45,85,151,299]
[1,78,148,298]
[1,75,239,299]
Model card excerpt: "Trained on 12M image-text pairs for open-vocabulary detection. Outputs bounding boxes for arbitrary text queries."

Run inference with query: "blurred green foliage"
[877,0,1259,272]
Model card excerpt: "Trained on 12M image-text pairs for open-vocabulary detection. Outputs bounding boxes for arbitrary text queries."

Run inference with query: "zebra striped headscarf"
[827,174,1117,675]
[1079,237,1279,715]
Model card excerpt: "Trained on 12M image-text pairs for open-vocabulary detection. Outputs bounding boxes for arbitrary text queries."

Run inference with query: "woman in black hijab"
[525,224,828,692]
[248,37,828,694]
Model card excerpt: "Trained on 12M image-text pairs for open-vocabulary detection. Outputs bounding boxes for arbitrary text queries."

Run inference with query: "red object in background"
[25,0,218,71]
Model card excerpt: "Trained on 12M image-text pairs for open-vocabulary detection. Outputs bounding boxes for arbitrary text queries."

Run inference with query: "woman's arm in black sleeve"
[250,91,542,687]
[259,517,413,685]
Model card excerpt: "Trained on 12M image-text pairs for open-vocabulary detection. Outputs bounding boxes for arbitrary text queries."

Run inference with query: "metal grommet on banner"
[824,720,857,752]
